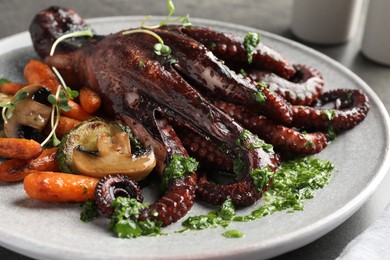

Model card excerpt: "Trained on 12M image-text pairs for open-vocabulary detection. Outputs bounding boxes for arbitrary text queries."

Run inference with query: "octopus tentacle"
[197,174,262,207]
[292,89,370,132]
[169,25,296,79]
[216,101,328,155]
[155,29,292,124]
[137,118,197,226]
[178,128,234,172]
[249,64,324,106]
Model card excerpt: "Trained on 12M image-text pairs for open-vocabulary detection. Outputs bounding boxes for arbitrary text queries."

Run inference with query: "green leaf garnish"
[243,32,261,64]
[0,78,10,87]
[41,29,92,147]
[47,94,58,105]
[58,92,72,112]
[66,87,79,99]
[154,43,172,56]
[1,90,29,123]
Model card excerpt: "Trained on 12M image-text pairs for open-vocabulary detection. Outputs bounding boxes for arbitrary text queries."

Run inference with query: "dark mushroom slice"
[4,84,52,140]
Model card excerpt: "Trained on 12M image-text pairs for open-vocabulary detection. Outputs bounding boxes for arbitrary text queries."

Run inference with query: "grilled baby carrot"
[79,86,101,114]
[24,59,60,93]
[24,171,99,202]
[61,100,92,121]
[0,148,59,182]
[0,138,42,160]
[0,82,26,95]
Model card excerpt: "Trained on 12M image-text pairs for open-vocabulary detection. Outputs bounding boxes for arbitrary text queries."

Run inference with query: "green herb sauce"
[109,197,162,238]
[243,32,261,64]
[80,199,98,223]
[222,230,245,238]
[181,156,334,237]
[161,153,198,190]
[236,130,274,153]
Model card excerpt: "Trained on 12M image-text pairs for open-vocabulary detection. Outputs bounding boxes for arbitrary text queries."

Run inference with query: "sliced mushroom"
[73,132,156,180]
[4,84,52,139]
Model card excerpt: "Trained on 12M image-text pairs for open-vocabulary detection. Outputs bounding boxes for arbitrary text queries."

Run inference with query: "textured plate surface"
[0,17,389,260]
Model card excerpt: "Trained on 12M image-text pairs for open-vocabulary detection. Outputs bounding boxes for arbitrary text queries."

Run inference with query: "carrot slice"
[24,171,99,202]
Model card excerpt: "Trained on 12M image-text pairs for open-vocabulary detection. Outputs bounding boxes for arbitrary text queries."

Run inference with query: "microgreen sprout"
[141,0,192,29]
[0,90,28,124]
[122,29,172,56]
[41,28,93,147]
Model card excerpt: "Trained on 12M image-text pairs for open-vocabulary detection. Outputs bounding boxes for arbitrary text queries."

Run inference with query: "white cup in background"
[291,0,365,45]
[361,0,390,66]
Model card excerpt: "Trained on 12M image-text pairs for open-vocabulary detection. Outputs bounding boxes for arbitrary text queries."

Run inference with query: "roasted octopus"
[28,6,369,226]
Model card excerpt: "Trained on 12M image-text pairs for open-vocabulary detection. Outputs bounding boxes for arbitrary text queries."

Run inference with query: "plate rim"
[0,16,389,260]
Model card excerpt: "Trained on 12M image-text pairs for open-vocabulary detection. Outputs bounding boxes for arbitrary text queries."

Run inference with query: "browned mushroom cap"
[73,132,156,181]
[4,84,52,139]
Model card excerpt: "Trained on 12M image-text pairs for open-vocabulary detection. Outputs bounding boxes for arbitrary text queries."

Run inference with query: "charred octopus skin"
[29,7,369,223]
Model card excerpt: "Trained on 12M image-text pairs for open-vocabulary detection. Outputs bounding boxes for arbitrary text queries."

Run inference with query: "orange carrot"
[61,100,92,121]
[0,138,42,160]
[23,60,92,121]
[24,60,60,93]
[79,87,102,114]
[55,116,81,138]
[24,171,99,202]
[0,148,59,182]
[0,82,26,95]
[23,148,60,172]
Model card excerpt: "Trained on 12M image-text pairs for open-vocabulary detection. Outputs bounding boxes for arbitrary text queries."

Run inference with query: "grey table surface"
[0,0,389,259]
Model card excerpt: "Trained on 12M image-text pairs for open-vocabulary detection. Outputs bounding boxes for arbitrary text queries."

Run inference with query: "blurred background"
[0,0,389,259]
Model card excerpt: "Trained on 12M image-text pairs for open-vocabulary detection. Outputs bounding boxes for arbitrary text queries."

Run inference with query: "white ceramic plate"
[0,17,389,260]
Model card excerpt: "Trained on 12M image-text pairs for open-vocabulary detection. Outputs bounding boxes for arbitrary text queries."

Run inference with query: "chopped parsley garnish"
[254,90,267,104]
[254,82,268,104]
[249,166,273,192]
[236,130,274,153]
[222,230,244,238]
[180,199,235,231]
[233,157,245,175]
[323,109,336,121]
[239,69,248,77]
[110,197,162,238]
[80,199,98,223]
[243,32,261,64]
[327,125,336,141]
[161,154,198,190]
[181,156,334,236]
